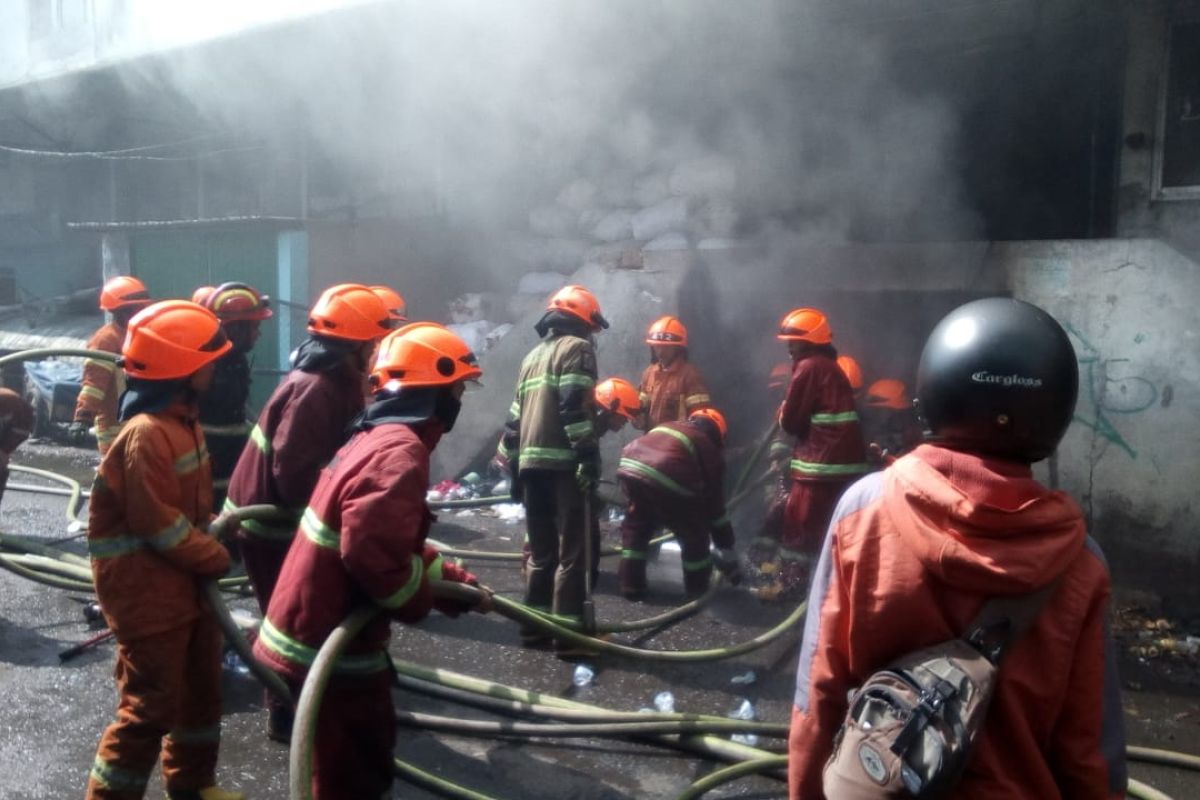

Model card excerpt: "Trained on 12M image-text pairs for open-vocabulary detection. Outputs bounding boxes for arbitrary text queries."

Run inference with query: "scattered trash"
[427,479,474,502]
[728,698,759,746]
[455,509,477,517]
[82,601,104,624]
[572,664,595,687]
[653,691,675,713]
[222,650,251,676]
[730,670,757,686]
[492,479,511,496]
[493,503,526,524]
[461,472,483,487]
[605,506,625,523]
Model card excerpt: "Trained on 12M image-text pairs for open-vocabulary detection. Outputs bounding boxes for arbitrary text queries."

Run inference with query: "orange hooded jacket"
[788,443,1126,799]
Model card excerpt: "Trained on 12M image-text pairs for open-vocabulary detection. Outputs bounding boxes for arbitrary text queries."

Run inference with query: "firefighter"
[788,298,1126,799]
[762,308,868,600]
[197,282,273,512]
[252,322,490,800]
[369,284,408,326]
[71,276,153,454]
[0,388,34,508]
[835,355,864,402]
[635,315,711,430]
[85,300,241,800]
[861,377,922,466]
[615,407,742,600]
[498,284,607,657]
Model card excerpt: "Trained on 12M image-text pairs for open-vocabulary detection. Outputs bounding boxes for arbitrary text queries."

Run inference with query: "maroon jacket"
[224,366,365,540]
[779,354,868,482]
[252,422,473,683]
[616,420,733,548]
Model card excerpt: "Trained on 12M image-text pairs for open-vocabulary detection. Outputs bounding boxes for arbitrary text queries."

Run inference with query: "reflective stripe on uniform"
[149,515,191,552]
[517,371,595,397]
[249,424,272,455]
[789,458,870,477]
[810,410,860,425]
[300,507,339,550]
[258,617,389,674]
[621,549,646,560]
[685,393,711,408]
[165,723,221,745]
[652,425,696,456]
[87,359,118,374]
[376,554,425,609]
[682,556,713,572]
[200,421,253,437]
[425,554,445,581]
[79,385,106,401]
[173,445,209,476]
[618,457,697,498]
[563,419,593,440]
[88,534,144,560]
[90,755,150,792]
[519,445,576,464]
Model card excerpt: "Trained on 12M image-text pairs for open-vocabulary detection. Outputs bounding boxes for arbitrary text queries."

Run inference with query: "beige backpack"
[823,583,1059,798]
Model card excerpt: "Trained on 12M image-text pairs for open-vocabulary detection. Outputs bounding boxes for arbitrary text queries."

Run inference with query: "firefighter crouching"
[0,387,34,508]
[196,282,273,513]
[636,315,711,430]
[498,284,607,658]
[252,323,491,800]
[223,283,389,742]
[616,407,742,600]
[85,301,241,800]
[71,276,153,454]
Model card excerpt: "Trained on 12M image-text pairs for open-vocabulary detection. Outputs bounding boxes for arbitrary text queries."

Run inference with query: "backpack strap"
[963,578,1062,664]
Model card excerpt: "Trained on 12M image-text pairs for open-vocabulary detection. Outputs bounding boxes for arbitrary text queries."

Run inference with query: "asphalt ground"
[1,440,1198,799]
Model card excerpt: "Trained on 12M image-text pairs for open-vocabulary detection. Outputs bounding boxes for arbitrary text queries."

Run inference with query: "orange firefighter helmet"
[206,281,273,322]
[865,378,910,410]
[768,361,792,390]
[837,355,864,391]
[369,322,482,391]
[191,285,216,306]
[645,315,688,347]
[120,300,231,380]
[595,377,641,421]
[689,407,728,440]
[369,285,408,324]
[307,283,391,342]
[100,276,152,312]
[547,284,609,330]
[777,307,832,345]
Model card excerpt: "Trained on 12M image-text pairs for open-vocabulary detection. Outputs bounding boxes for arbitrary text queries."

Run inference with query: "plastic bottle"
[653,691,675,713]
[729,699,759,746]
[572,664,595,687]
[222,650,251,676]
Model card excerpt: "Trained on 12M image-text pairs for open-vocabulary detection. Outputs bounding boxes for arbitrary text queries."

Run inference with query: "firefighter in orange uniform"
[71,276,153,454]
[635,315,711,430]
[223,283,389,741]
[765,308,867,599]
[0,388,34,508]
[253,323,490,800]
[85,300,241,800]
[197,282,273,513]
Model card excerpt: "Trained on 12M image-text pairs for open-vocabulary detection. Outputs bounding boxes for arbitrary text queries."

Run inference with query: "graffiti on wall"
[1064,322,1157,460]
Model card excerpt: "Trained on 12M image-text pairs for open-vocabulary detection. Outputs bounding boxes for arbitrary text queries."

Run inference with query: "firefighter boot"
[682,564,712,600]
[266,705,293,744]
[166,787,245,800]
[617,557,647,601]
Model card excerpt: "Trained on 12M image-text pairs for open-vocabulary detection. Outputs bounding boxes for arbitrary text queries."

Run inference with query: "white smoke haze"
[96,0,977,245]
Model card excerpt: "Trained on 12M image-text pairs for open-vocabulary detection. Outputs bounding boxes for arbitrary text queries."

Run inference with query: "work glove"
[575,457,600,494]
[423,546,488,617]
[712,548,744,586]
[67,420,90,446]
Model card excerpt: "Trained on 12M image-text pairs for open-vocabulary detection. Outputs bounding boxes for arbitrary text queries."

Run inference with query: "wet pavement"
[1,440,1198,799]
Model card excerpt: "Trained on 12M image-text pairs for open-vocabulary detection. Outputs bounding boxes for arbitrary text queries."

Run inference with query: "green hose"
[1128,745,1200,772]
[9,465,87,526]
[1127,778,1175,800]
[0,552,94,592]
[394,710,787,739]
[674,755,790,800]
[0,347,117,368]
[391,758,500,800]
[202,581,292,708]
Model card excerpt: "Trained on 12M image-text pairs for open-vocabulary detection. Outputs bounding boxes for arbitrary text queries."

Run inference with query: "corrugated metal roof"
[66,216,305,231]
[0,311,102,351]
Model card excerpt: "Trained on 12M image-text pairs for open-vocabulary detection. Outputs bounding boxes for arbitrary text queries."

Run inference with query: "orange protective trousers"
[86,616,223,799]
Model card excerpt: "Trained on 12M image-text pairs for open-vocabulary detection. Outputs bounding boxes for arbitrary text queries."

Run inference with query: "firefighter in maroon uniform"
[196,282,273,512]
[71,276,153,454]
[253,323,490,800]
[223,283,389,740]
[763,308,867,600]
[85,301,241,800]
[616,407,742,600]
[861,377,923,466]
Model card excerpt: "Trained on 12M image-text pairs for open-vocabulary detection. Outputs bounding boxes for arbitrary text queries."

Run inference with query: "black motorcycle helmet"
[916,297,1078,463]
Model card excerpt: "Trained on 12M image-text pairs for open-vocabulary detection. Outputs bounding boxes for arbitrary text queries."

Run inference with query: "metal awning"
[0,311,102,351]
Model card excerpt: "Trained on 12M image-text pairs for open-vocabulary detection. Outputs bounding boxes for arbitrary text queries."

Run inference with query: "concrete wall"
[439,237,1199,609]
[1115,0,1200,257]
